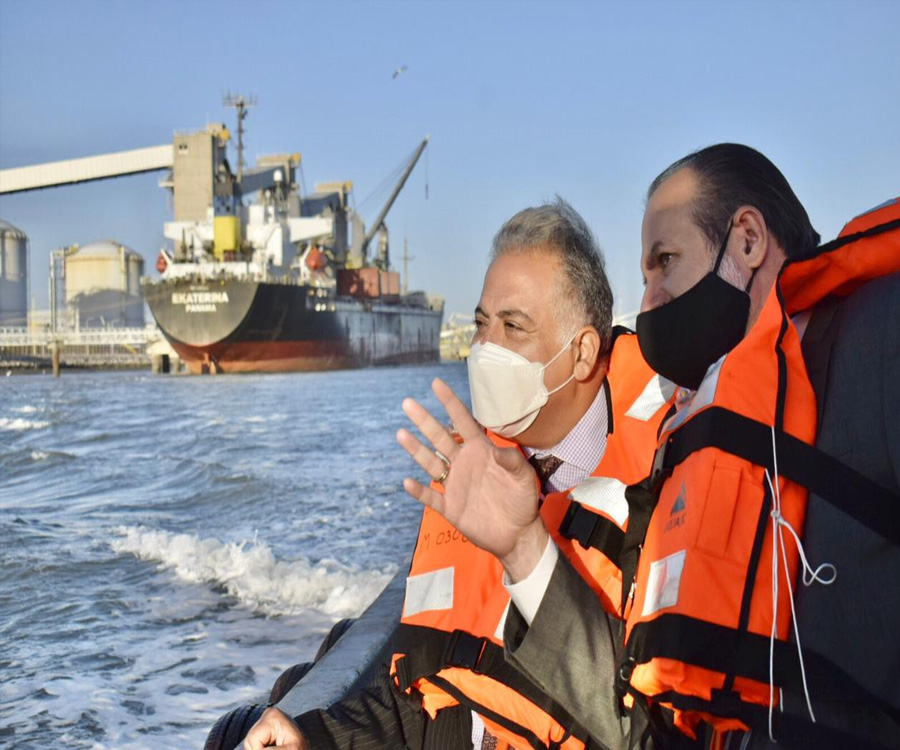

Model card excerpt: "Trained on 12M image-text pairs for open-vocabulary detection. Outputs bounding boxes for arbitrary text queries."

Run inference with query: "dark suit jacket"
[504,272,900,750]
[294,655,473,750]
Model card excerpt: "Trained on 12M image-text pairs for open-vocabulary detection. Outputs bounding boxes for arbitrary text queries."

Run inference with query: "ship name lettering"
[171,291,230,306]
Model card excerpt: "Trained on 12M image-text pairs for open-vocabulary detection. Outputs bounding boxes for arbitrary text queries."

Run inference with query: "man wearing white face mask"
[244,199,673,750]
[387,199,673,750]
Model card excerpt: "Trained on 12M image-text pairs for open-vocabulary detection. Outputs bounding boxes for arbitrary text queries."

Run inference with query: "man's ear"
[732,205,770,273]
[573,326,602,381]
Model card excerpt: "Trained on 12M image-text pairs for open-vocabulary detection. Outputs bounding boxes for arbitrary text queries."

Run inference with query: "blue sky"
[1,0,898,318]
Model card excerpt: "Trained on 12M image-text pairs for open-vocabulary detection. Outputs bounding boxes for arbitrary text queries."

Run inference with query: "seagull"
[392,65,408,80]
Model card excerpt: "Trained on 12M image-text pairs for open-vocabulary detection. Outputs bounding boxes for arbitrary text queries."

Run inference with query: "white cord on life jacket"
[765,425,837,742]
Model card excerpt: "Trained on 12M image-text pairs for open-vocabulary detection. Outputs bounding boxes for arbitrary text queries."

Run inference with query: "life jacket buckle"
[615,654,636,701]
[560,501,599,549]
[443,629,488,674]
[649,436,674,489]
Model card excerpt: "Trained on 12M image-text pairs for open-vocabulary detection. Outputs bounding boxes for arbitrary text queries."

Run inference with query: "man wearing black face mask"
[398,145,900,749]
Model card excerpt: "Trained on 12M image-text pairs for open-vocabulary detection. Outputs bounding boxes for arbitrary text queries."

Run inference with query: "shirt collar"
[523,383,609,476]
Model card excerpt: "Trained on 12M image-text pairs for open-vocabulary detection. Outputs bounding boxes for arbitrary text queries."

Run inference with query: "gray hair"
[491,198,613,353]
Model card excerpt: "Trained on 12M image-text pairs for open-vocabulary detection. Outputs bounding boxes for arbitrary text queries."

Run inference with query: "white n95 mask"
[467,335,576,438]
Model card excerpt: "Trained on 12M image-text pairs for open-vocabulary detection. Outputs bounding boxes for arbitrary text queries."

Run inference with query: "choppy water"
[0,363,469,748]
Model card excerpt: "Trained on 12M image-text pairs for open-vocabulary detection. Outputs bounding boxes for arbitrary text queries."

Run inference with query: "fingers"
[243,708,274,750]
[401,476,445,514]
[244,707,300,750]
[432,378,483,440]
[397,427,451,483]
[401,397,461,460]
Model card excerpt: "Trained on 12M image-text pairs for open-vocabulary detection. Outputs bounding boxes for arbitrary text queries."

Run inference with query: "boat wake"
[110,525,397,618]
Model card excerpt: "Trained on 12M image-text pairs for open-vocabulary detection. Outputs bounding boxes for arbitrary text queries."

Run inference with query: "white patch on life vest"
[642,549,686,616]
[664,356,726,434]
[494,600,511,642]
[569,476,629,527]
[689,356,724,415]
[471,711,486,749]
[404,567,454,617]
[625,375,677,421]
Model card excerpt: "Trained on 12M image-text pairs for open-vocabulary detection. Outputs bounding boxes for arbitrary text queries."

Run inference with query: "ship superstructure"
[0,98,444,375]
[141,99,442,373]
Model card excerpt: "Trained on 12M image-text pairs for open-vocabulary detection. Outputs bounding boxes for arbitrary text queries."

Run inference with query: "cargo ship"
[142,98,443,374]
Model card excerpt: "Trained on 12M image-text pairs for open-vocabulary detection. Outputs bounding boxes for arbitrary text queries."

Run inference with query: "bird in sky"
[392,65,408,79]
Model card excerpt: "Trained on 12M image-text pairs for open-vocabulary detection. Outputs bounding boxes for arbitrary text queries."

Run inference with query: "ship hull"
[143,279,443,374]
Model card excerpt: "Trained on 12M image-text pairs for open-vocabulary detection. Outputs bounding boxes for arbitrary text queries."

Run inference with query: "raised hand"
[397,378,549,580]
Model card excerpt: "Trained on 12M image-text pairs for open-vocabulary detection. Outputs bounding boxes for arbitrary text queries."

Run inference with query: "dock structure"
[0,325,178,371]
[0,145,174,194]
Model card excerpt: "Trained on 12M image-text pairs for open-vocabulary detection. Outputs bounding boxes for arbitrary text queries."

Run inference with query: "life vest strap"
[393,624,591,746]
[647,688,896,750]
[650,406,900,546]
[557,500,625,566]
[427,674,552,750]
[624,613,900,731]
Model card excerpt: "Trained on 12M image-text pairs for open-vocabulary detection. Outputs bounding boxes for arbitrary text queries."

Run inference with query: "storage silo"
[64,240,145,327]
[0,220,28,327]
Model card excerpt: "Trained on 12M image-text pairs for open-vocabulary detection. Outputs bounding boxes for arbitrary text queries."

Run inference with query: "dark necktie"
[528,454,564,496]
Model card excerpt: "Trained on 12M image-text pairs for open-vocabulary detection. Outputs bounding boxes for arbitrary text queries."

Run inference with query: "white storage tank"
[64,240,145,327]
[0,220,28,327]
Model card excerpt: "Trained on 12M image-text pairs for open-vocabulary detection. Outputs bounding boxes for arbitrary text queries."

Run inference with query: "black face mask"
[636,225,755,391]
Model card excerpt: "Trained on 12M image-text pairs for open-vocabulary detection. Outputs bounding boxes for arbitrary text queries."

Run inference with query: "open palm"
[397,378,543,562]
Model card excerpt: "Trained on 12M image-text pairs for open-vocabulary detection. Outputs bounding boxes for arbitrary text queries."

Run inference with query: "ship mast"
[402,236,414,295]
[223,93,257,182]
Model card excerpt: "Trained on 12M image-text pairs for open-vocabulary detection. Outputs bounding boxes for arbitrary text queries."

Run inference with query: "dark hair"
[491,197,613,352]
[647,143,820,258]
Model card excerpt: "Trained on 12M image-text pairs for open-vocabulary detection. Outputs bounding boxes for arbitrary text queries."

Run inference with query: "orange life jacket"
[619,198,900,740]
[391,332,673,750]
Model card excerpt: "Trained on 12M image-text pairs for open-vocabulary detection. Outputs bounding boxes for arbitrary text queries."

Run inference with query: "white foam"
[13,405,39,413]
[30,450,49,461]
[0,417,49,431]
[110,525,395,618]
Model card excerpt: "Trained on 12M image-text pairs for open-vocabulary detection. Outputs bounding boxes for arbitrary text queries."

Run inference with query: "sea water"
[0,363,469,748]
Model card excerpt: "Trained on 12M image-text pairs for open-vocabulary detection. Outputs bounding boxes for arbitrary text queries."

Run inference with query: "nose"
[471,319,499,346]
[640,281,669,313]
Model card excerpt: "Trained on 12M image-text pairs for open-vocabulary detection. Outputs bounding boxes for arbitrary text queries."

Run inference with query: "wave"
[13,405,40,414]
[109,525,396,618]
[0,417,50,431]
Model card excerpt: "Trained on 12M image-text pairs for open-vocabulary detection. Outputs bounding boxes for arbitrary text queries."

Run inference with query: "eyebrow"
[497,308,535,326]
[474,305,535,326]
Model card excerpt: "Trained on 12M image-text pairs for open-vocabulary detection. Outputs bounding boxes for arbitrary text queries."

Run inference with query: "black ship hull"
[143,278,443,373]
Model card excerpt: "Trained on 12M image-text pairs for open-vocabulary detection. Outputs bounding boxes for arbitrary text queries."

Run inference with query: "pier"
[0,325,175,371]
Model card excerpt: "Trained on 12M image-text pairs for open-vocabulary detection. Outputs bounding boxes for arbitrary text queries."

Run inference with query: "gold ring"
[433,449,451,484]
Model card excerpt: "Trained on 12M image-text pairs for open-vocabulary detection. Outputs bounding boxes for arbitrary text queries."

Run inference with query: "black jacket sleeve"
[292,658,473,750]
[292,658,425,750]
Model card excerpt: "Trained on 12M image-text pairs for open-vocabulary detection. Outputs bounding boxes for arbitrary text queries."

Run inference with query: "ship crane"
[356,137,429,270]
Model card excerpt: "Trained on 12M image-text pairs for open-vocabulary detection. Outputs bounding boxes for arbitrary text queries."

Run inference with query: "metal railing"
[0,326,158,347]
